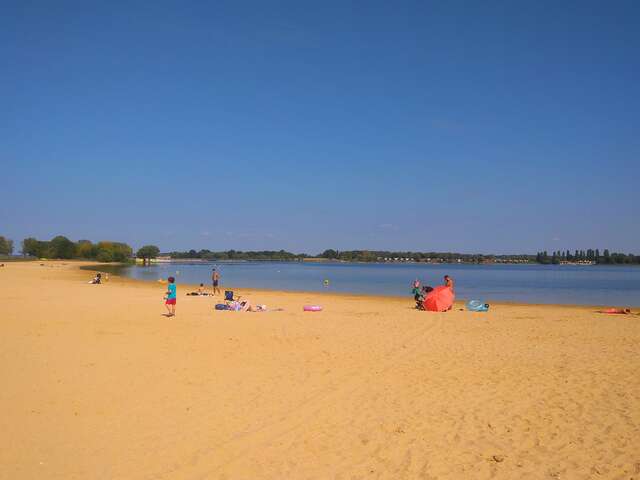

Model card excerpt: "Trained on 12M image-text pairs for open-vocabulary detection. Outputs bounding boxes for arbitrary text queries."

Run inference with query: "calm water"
[100,262,640,306]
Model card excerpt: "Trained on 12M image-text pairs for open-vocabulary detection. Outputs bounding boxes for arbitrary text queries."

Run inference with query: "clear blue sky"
[2,1,638,254]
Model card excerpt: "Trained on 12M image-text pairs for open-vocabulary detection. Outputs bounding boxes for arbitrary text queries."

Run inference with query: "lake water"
[101,262,640,306]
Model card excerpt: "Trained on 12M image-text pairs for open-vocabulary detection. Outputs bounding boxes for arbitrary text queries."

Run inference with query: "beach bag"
[215,303,229,310]
[466,300,489,312]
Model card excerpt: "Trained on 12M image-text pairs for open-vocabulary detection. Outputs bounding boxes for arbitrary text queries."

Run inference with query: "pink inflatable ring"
[303,305,323,312]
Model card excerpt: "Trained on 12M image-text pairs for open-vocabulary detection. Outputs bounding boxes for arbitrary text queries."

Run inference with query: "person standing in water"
[212,268,221,296]
[444,275,454,291]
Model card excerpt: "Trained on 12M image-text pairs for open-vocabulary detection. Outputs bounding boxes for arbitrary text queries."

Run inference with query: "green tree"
[359,250,377,262]
[22,237,50,258]
[96,241,133,263]
[136,245,160,265]
[113,242,133,262]
[0,236,13,255]
[75,240,97,259]
[21,237,38,257]
[98,241,133,262]
[49,236,76,259]
[96,250,114,262]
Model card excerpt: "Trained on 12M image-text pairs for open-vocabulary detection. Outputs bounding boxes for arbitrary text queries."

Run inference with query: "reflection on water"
[89,262,640,306]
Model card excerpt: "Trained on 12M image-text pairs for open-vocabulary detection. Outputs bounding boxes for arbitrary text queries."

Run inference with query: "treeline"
[536,249,640,265]
[319,249,534,263]
[0,236,14,256]
[167,249,308,261]
[21,236,133,262]
[4,233,638,266]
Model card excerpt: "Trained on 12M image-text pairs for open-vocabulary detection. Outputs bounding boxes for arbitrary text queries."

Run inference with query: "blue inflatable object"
[466,300,489,312]
[215,303,229,310]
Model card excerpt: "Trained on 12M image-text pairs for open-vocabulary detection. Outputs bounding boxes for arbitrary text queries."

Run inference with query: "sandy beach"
[1,261,639,479]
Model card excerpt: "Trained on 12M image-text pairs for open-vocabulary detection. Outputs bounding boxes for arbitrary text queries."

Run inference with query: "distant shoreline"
[144,258,623,267]
[78,262,640,308]
[75,262,597,308]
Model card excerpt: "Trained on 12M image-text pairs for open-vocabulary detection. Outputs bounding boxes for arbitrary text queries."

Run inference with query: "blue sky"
[2,1,639,254]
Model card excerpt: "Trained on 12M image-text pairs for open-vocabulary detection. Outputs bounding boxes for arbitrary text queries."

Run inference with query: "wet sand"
[1,261,639,479]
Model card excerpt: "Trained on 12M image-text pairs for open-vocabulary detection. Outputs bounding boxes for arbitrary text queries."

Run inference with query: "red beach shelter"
[423,286,455,312]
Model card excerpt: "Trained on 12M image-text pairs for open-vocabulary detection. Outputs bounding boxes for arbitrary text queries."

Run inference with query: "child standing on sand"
[164,276,177,316]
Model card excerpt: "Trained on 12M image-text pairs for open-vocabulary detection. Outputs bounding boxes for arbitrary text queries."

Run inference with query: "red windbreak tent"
[423,286,455,312]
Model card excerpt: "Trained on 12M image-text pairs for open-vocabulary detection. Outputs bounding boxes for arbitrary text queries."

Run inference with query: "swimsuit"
[166,283,177,304]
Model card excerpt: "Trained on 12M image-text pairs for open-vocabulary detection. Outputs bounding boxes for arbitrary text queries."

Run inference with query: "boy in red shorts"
[164,276,177,316]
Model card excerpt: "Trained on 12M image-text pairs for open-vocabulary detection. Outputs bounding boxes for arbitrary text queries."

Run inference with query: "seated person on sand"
[229,300,273,312]
[415,286,433,309]
[89,273,102,284]
[412,284,421,302]
[187,283,212,296]
[229,300,251,311]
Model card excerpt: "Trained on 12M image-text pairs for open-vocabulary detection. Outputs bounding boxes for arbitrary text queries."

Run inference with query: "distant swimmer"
[323,279,330,288]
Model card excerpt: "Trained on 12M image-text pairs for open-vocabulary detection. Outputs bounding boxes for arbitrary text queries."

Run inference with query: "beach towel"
[597,308,631,315]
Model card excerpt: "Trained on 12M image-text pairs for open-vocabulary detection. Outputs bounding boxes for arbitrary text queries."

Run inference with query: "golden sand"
[1,261,639,479]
